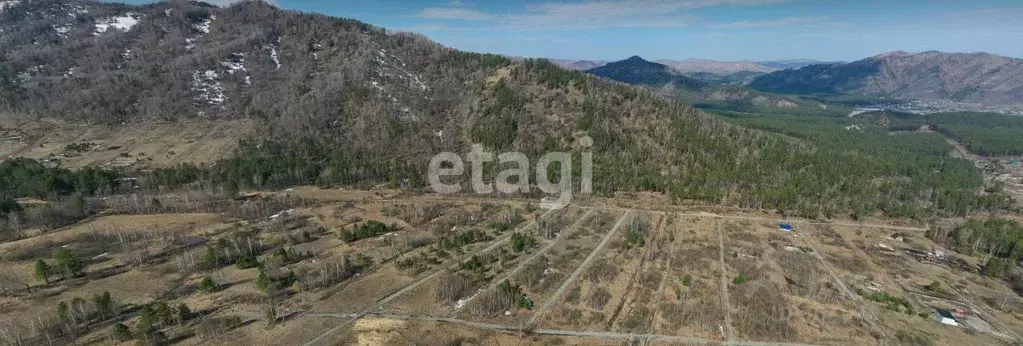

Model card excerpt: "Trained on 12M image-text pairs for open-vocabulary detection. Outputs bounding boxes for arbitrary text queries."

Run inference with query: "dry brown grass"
[0,192,1014,345]
[0,117,256,169]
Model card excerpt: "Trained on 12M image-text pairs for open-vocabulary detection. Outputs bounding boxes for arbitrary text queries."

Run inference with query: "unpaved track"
[301,203,922,346]
[526,210,634,327]
[371,196,928,232]
[791,225,885,344]
[717,218,736,345]
[301,207,562,346]
[608,212,667,332]
[642,213,679,345]
[450,208,596,318]
[306,311,822,346]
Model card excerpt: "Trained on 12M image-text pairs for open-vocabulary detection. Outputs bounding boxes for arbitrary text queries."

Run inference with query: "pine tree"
[34,259,50,283]
[139,305,155,331]
[202,246,218,269]
[255,268,272,292]
[53,248,86,278]
[57,301,69,321]
[92,291,114,319]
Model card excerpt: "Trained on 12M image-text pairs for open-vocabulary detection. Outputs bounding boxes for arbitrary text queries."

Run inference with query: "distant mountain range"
[546,51,1023,110]
[549,57,841,85]
[584,56,843,116]
[548,57,836,73]
[748,51,1023,107]
[547,59,608,71]
[758,59,843,70]
[655,59,776,74]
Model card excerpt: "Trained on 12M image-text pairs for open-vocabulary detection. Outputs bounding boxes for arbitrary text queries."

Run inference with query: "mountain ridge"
[0,0,1001,219]
[750,51,1023,107]
[655,58,777,74]
[582,55,845,116]
[585,56,705,89]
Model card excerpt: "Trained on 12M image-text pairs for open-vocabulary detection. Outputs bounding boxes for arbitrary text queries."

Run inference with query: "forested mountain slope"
[749,51,1023,107]
[0,0,1007,219]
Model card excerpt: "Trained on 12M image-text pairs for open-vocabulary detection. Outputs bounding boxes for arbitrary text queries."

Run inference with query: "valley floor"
[1,188,1020,346]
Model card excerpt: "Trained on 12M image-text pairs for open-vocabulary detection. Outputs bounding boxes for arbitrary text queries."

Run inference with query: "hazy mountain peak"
[874,50,913,59]
[624,55,648,62]
[585,55,703,88]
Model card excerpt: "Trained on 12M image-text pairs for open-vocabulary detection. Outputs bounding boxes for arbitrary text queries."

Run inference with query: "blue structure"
[779,223,793,232]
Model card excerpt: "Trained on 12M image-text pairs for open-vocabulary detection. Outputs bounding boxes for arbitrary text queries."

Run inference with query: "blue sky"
[127,0,1023,61]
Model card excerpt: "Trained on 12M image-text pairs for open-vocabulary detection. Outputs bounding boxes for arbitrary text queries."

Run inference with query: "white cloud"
[413,7,493,21]
[715,16,826,29]
[410,0,789,31]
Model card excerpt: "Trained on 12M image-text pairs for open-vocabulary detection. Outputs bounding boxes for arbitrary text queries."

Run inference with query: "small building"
[779,223,793,232]
[933,310,959,327]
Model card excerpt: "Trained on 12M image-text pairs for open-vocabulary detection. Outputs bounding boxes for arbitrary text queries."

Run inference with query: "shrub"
[732,273,748,285]
[199,276,220,293]
[511,233,537,252]
[233,255,259,269]
[176,304,193,325]
[625,229,645,248]
[339,221,400,243]
[586,287,612,309]
[110,323,132,341]
[924,281,946,294]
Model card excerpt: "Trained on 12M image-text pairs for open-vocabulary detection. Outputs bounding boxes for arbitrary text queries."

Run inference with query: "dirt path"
[449,209,596,318]
[368,197,929,232]
[305,311,822,346]
[608,212,667,332]
[717,218,736,345]
[792,225,885,344]
[302,207,562,346]
[643,213,679,345]
[526,210,634,327]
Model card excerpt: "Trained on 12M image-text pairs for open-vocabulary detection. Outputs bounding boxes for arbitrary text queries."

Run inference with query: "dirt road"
[526,210,633,327]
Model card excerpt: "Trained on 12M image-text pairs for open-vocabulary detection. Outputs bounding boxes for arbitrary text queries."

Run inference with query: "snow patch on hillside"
[221,59,246,75]
[373,49,428,91]
[192,70,225,107]
[52,24,71,38]
[194,15,214,34]
[16,65,43,83]
[69,4,88,16]
[221,53,250,85]
[95,13,139,34]
[368,47,427,121]
[0,1,19,13]
[264,44,281,70]
[186,15,215,51]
